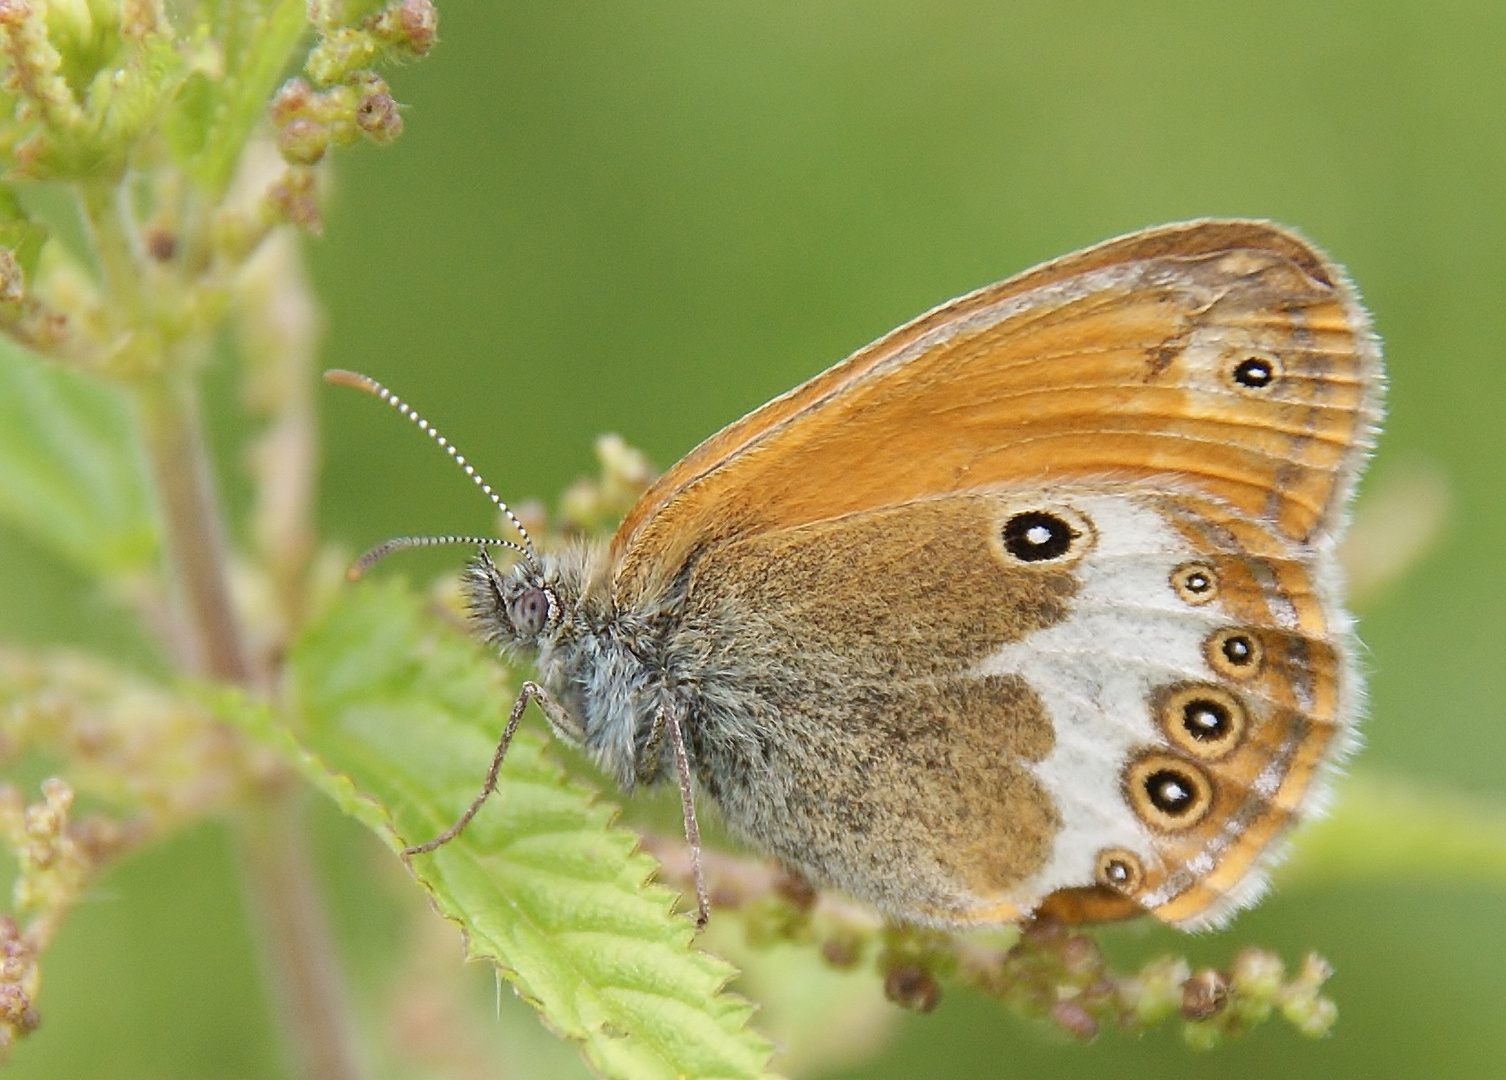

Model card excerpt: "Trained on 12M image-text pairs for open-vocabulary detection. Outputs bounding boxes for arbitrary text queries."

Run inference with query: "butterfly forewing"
[610,220,1380,606]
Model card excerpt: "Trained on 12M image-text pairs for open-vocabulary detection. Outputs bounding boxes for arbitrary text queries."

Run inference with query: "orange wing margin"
[609,220,1382,605]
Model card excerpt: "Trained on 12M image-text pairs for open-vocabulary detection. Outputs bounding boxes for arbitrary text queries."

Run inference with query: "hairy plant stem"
[83,180,368,1080]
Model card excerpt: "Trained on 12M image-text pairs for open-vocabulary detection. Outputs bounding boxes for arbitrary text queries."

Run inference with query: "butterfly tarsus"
[404,684,712,933]
[665,704,710,931]
[402,679,546,857]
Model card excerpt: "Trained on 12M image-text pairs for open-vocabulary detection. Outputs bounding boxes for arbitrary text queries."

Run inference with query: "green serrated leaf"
[0,341,157,577]
[246,579,778,1080]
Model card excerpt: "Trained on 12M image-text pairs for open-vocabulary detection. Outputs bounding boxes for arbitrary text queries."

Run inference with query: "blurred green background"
[4,2,1505,1077]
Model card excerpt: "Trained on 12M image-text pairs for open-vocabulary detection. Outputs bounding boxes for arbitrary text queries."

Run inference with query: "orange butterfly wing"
[609,219,1381,605]
[606,219,1381,926]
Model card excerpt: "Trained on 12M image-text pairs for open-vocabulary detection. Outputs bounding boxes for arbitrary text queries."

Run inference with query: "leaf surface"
[0,342,157,577]
[253,579,778,1080]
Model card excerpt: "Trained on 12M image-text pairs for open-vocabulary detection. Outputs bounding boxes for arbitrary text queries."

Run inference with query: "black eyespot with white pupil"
[1003,511,1078,562]
[1145,769,1196,815]
[1126,753,1214,830]
[1206,628,1264,681]
[1182,698,1232,741]
[1232,356,1276,388]
[1221,635,1254,665]
[1095,848,1144,894]
[511,587,550,635]
[1171,561,1219,605]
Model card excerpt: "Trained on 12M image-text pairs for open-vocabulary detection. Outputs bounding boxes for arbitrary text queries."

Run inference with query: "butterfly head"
[463,545,562,653]
[464,540,655,779]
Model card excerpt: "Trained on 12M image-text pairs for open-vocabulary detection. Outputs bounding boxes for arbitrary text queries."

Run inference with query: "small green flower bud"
[373,0,437,55]
[1182,1018,1223,1051]
[119,0,163,39]
[1119,954,1189,1027]
[266,168,322,234]
[1230,946,1285,1000]
[1283,992,1338,1038]
[269,77,312,124]
[819,929,865,970]
[276,117,329,165]
[1058,933,1102,982]
[0,984,37,1031]
[305,26,378,86]
[0,0,30,27]
[0,249,24,303]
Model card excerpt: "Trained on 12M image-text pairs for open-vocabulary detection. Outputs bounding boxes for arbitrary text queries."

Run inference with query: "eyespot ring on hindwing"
[1094,848,1145,896]
[993,504,1095,568]
[1205,627,1264,680]
[1157,684,1249,761]
[1124,753,1214,832]
[1170,561,1219,605]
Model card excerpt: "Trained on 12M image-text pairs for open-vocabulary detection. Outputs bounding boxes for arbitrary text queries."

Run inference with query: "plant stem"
[236,794,367,1080]
[76,182,146,319]
[132,369,368,1080]
[99,180,366,1077]
[132,372,251,681]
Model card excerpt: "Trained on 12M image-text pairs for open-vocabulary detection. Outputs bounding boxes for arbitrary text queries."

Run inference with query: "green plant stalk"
[75,182,147,324]
[131,372,247,680]
[80,182,368,1080]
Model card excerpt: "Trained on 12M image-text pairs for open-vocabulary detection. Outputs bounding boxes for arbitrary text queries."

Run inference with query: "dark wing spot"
[1232,355,1277,389]
[1003,511,1078,562]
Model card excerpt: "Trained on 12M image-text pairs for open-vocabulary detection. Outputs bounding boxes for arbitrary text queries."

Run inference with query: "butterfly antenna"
[326,369,538,568]
[346,534,529,581]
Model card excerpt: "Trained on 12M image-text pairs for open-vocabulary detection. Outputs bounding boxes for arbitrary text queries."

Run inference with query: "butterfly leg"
[663,704,709,930]
[403,679,565,856]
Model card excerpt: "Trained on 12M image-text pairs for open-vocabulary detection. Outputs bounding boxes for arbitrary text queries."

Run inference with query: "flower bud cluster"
[559,434,657,535]
[269,0,437,171]
[1179,947,1337,1048]
[270,71,402,167]
[641,827,1339,1045]
[0,780,76,1054]
[306,0,436,85]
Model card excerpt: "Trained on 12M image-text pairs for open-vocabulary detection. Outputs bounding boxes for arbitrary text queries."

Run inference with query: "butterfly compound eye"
[511,587,550,636]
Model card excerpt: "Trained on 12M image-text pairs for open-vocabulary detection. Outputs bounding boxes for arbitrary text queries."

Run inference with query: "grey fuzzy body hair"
[463,494,1071,924]
[465,542,847,896]
[466,543,835,874]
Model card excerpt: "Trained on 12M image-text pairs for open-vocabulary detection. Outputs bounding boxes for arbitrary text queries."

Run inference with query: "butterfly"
[332,218,1383,930]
